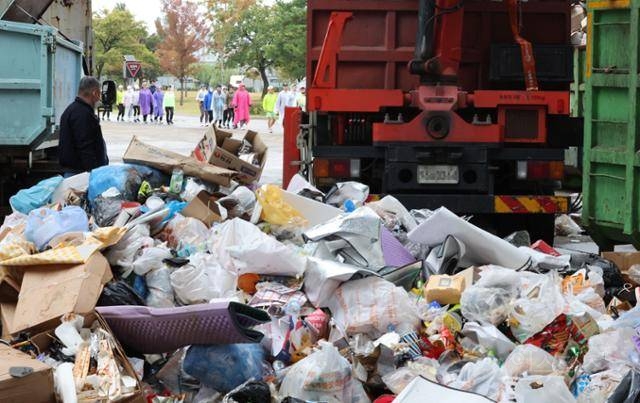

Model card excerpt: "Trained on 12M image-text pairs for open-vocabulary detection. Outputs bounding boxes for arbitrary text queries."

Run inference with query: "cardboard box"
[30,312,145,403]
[424,274,466,305]
[9,252,112,335]
[193,126,267,184]
[453,266,481,289]
[1,302,15,338]
[0,343,55,402]
[0,268,20,303]
[181,190,226,227]
[123,136,236,187]
[601,252,640,272]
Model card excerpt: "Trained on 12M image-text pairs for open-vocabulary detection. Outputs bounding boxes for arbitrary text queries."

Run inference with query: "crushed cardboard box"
[27,312,145,403]
[123,136,236,187]
[181,190,226,227]
[0,343,55,402]
[9,252,112,335]
[193,126,267,184]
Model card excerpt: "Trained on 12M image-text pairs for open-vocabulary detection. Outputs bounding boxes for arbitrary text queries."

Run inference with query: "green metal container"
[583,0,640,249]
[0,20,83,148]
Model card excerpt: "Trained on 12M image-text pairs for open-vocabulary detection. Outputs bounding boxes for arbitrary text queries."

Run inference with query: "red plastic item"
[531,239,561,257]
[373,396,395,403]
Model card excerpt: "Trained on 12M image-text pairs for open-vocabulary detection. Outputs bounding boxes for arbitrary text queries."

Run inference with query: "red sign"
[125,61,142,78]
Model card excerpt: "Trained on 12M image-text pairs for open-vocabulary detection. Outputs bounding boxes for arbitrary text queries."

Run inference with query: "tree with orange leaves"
[155,0,209,105]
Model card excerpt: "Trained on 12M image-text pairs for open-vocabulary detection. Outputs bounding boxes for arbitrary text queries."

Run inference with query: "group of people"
[262,84,306,133]
[195,82,306,133]
[196,83,252,130]
[105,81,176,125]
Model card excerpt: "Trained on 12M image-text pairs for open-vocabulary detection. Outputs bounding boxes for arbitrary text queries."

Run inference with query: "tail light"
[523,161,564,180]
[313,159,361,178]
[331,159,350,177]
[548,161,564,180]
[314,159,330,177]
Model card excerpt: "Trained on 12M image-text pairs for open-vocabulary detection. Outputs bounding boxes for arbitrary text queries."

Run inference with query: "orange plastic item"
[238,273,260,294]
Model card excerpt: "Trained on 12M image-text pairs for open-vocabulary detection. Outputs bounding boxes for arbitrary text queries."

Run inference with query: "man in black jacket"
[59,76,109,176]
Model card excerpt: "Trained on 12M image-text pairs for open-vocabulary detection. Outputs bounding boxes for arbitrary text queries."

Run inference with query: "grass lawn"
[174,90,265,119]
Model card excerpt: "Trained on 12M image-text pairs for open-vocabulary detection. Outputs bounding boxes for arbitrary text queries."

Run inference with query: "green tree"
[205,0,306,95]
[266,0,306,81]
[220,2,275,96]
[93,7,159,81]
[145,33,161,52]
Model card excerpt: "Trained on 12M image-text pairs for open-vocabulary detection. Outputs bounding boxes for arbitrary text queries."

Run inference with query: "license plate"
[417,165,459,184]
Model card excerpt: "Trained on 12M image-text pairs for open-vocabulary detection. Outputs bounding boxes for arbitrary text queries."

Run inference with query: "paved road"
[101,114,284,186]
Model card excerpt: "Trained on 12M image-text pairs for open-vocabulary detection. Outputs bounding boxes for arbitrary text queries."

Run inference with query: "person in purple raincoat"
[153,86,164,123]
[138,82,154,123]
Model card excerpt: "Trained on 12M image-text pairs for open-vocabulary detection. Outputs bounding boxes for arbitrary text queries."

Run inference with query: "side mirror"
[101,80,117,105]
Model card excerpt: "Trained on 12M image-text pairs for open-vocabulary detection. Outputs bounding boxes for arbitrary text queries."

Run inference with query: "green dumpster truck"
[582,0,640,250]
[0,0,91,213]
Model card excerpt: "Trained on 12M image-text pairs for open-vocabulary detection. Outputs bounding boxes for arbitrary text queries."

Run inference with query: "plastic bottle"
[169,168,184,194]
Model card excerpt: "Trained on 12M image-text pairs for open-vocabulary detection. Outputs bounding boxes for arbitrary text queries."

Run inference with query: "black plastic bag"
[97,281,146,306]
[93,194,123,227]
[607,370,640,403]
[226,380,271,403]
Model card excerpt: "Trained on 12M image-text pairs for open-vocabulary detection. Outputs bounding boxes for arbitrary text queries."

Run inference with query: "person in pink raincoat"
[232,83,251,129]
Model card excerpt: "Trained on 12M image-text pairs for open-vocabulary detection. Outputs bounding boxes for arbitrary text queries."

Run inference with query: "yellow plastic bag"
[256,185,308,228]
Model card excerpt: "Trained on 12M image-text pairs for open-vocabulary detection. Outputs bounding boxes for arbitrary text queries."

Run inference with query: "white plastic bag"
[279,341,353,403]
[209,218,307,276]
[448,358,506,401]
[162,214,209,255]
[132,244,173,276]
[368,195,418,231]
[576,367,628,403]
[170,252,237,305]
[170,264,213,305]
[460,286,515,326]
[106,224,154,277]
[514,375,576,403]
[460,322,516,360]
[509,272,565,342]
[145,265,176,308]
[52,172,90,205]
[582,328,638,374]
[382,367,418,395]
[1,211,27,231]
[504,344,566,377]
[327,276,421,338]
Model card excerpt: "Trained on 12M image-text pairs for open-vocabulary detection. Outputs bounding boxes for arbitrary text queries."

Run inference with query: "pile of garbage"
[2,130,640,403]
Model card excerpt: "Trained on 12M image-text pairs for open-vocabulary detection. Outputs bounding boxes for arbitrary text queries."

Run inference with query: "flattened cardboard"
[123,136,236,187]
[193,126,267,183]
[10,252,112,335]
[1,302,15,338]
[181,190,226,227]
[0,268,19,303]
[0,343,55,403]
